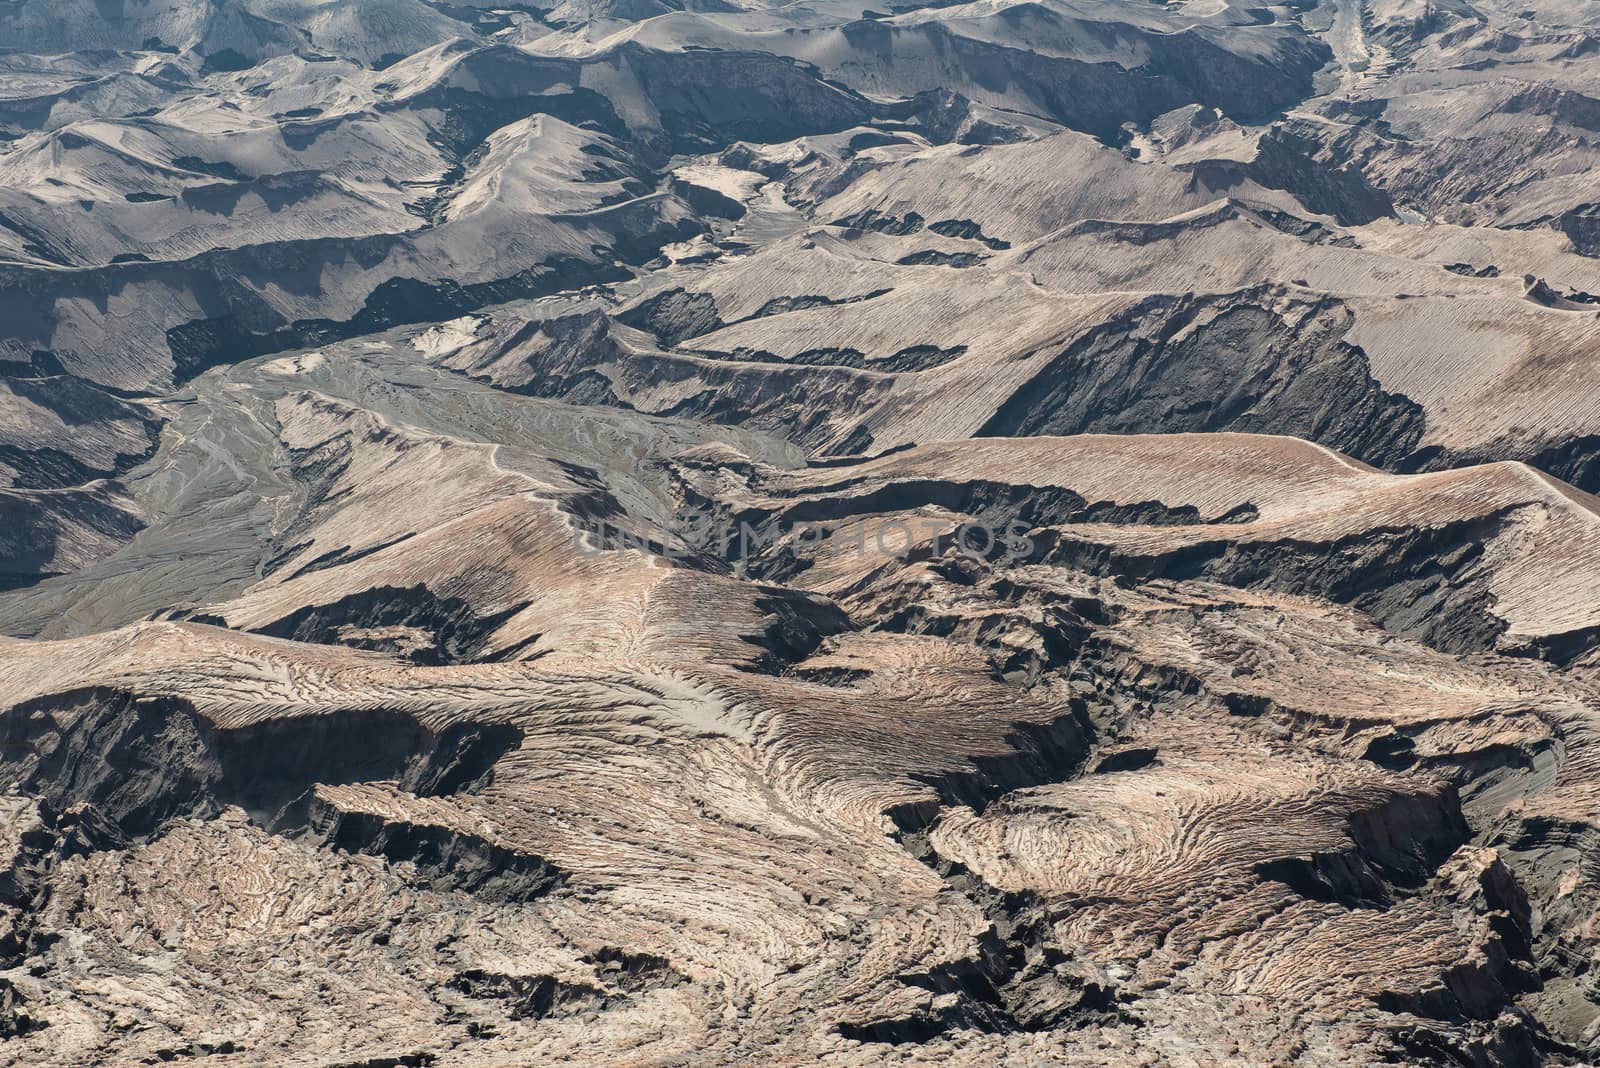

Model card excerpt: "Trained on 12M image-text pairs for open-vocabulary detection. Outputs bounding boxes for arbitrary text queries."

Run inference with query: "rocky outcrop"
[977,291,1426,469]
[0,688,523,839]
[4,0,1600,1063]
[0,481,145,590]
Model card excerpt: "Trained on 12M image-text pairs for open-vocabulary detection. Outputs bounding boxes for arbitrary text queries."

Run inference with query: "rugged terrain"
[2,0,1600,1064]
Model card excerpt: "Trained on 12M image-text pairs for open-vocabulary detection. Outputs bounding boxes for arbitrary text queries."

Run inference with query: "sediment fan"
[1,0,1599,1063]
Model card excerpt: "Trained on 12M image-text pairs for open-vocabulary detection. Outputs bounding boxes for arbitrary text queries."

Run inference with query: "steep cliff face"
[976,292,1426,468]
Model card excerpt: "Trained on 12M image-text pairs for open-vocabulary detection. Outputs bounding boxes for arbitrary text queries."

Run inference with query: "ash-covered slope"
[4,0,1600,1064]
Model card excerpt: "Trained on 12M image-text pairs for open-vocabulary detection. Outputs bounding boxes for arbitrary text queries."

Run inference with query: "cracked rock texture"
[3,0,1600,1065]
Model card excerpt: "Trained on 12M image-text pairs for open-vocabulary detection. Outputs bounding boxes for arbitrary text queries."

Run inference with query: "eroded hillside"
[2,0,1600,1064]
